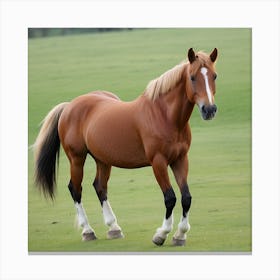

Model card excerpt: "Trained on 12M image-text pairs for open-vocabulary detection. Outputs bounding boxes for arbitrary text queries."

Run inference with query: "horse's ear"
[210,48,218,63]
[188,48,196,64]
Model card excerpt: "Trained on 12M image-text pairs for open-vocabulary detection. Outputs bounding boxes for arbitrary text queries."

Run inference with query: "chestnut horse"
[34,48,218,246]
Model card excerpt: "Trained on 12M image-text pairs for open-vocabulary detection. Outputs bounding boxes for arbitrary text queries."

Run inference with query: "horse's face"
[186,48,218,120]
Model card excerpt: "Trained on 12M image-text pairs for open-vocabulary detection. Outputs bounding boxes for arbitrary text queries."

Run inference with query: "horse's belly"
[89,140,149,168]
[85,114,149,168]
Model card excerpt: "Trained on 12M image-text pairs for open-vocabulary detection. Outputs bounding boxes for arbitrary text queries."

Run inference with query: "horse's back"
[89,90,121,101]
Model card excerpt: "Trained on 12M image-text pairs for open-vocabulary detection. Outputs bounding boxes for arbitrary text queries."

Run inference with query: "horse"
[33,47,218,246]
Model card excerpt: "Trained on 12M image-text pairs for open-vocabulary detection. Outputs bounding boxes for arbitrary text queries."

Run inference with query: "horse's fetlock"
[179,221,190,233]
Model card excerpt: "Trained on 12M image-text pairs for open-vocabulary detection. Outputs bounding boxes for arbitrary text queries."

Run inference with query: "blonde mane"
[144,51,213,101]
[144,61,188,101]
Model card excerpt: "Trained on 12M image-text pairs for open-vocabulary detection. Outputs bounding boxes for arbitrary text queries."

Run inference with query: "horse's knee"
[163,188,176,218]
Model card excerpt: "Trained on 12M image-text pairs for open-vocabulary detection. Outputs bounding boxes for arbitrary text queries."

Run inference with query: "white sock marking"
[154,214,174,240]
[200,67,213,105]
[173,212,191,240]
[178,213,190,233]
[161,214,173,233]
[102,200,116,226]
[102,200,121,231]
[75,202,93,233]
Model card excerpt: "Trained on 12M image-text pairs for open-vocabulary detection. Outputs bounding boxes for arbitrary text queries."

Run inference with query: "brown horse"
[34,48,218,246]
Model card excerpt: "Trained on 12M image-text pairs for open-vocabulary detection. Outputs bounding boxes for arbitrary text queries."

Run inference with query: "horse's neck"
[161,81,194,130]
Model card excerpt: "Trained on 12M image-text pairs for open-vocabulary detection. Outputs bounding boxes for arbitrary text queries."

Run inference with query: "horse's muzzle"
[201,104,217,120]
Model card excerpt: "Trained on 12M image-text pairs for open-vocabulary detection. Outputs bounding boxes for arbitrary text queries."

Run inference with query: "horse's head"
[186,48,218,120]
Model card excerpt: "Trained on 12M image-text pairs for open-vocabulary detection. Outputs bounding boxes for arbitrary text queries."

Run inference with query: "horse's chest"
[165,141,189,162]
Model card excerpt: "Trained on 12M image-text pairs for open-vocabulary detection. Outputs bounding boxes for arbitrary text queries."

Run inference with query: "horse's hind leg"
[68,154,97,241]
[93,161,124,239]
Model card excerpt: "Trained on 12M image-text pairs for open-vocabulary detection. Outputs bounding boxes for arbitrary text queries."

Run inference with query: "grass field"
[28,28,251,253]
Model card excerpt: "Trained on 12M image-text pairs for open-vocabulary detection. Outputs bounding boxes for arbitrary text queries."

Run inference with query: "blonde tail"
[33,102,68,199]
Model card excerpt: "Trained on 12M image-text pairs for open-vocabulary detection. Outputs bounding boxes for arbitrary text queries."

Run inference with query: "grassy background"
[28,28,251,252]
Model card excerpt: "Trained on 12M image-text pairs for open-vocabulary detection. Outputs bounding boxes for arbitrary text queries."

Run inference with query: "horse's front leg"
[171,155,192,246]
[151,154,176,246]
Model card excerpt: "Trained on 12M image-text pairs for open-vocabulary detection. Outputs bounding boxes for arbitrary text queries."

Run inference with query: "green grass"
[28,28,251,252]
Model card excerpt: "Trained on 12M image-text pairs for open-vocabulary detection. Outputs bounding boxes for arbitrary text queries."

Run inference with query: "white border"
[1,0,280,279]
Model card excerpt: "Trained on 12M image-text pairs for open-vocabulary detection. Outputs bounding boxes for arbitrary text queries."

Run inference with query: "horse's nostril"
[200,104,217,120]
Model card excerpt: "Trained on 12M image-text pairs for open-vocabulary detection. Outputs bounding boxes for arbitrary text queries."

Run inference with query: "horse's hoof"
[107,229,124,239]
[172,237,186,246]
[82,231,97,241]
[152,235,165,246]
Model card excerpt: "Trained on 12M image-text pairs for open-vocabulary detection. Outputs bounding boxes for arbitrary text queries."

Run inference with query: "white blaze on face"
[200,67,213,105]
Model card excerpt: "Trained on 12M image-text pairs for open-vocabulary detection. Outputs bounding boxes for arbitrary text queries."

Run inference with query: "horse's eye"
[190,75,195,82]
[214,73,217,80]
